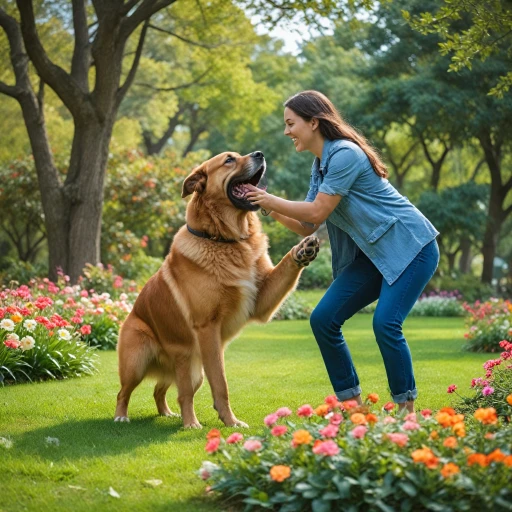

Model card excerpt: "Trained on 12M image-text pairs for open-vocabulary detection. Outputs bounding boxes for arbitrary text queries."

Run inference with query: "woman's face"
[283,107,318,153]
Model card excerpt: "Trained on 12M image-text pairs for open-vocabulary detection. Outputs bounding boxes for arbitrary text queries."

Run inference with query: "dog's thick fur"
[115,151,319,427]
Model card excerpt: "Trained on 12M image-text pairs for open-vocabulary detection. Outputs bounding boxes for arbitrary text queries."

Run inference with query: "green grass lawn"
[0,314,489,512]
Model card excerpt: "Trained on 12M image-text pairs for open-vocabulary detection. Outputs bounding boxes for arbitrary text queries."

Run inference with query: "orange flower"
[315,404,330,417]
[411,447,439,469]
[506,394,512,406]
[350,413,367,425]
[474,407,498,425]
[467,453,488,467]
[343,400,359,410]
[270,465,291,482]
[11,312,23,323]
[452,421,466,438]
[487,449,506,463]
[206,429,221,440]
[292,429,312,445]
[367,393,379,404]
[443,436,458,449]
[503,455,512,467]
[441,462,460,478]
[366,413,378,424]
[429,430,439,440]
[436,409,464,428]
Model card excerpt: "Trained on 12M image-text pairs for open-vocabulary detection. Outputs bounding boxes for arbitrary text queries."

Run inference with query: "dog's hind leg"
[153,377,179,417]
[175,352,204,428]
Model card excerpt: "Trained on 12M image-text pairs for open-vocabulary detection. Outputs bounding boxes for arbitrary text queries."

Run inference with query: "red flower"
[205,438,220,453]
[80,325,92,335]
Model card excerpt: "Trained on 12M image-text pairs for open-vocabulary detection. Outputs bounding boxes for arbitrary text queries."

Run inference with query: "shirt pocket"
[366,216,398,243]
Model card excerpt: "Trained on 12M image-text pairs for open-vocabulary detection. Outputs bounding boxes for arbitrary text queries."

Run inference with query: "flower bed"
[449,340,512,421]
[463,299,512,352]
[199,395,512,511]
[0,273,135,383]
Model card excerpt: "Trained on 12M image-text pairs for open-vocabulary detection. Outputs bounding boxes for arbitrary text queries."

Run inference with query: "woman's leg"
[310,251,382,401]
[372,240,440,411]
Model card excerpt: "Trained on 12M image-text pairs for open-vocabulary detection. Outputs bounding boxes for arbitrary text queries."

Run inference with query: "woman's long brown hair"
[284,90,388,178]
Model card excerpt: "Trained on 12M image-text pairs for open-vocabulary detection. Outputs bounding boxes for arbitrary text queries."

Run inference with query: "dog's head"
[181,151,267,211]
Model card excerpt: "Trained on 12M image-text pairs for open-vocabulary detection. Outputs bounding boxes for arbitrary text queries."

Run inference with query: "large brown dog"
[115,151,319,427]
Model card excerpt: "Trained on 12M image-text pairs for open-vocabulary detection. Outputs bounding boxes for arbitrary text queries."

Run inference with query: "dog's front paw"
[292,235,320,267]
[224,418,249,428]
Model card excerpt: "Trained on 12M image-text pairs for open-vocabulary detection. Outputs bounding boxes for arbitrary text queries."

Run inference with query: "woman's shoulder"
[325,139,367,166]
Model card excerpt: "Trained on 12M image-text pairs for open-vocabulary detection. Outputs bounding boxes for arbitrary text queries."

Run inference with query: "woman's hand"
[246,185,278,211]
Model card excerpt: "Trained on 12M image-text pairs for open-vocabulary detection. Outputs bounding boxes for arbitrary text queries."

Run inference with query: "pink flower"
[319,424,339,438]
[4,339,20,349]
[205,438,220,453]
[386,433,409,447]
[329,413,343,425]
[325,395,339,407]
[402,421,420,431]
[243,440,262,452]
[404,413,417,422]
[383,416,397,424]
[447,384,457,394]
[276,407,292,417]
[80,325,92,335]
[482,386,494,396]
[342,400,359,410]
[271,425,288,437]
[264,413,279,426]
[297,404,314,417]
[313,440,339,456]
[226,433,243,444]
[420,409,432,418]
[351,425,368,439]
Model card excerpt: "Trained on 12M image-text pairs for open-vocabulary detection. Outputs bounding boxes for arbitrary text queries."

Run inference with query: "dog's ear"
[182,165,207,198]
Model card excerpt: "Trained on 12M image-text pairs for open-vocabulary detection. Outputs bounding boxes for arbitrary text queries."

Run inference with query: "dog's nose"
[251,151,264,159]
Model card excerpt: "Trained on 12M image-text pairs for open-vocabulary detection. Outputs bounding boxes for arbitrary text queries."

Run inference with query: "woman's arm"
[246,186,341,225]
[270,211,318,237]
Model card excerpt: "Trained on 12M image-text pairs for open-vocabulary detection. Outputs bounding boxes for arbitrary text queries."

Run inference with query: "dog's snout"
[251,151,264,159]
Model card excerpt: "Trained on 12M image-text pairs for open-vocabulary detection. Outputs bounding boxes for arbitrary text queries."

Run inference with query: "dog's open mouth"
[228,161,267,211]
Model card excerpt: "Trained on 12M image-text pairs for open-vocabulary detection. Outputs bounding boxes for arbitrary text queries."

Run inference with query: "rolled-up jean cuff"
[392,389,418,403]
[335,385,362,401]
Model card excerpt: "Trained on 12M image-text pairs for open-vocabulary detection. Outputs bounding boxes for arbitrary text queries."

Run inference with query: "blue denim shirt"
[305,139,439,285]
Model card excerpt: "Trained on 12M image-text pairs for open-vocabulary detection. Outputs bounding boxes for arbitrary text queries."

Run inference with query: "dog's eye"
[225,156,235,164]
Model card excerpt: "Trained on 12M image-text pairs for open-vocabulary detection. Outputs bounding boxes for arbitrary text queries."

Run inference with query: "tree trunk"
[481,202,502,284]
[143,103,185,155]
[182,126,205,157]
[447,251,457,272]
[458,236,472,274]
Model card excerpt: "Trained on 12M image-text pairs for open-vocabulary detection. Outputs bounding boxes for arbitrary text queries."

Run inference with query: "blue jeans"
[310,240,439,403]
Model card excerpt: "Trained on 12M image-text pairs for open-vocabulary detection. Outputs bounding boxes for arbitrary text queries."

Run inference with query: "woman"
[246,90,439,413]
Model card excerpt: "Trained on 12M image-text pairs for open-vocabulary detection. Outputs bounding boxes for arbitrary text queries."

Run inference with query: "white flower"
[101,292,110,300]
[198,461,219,481]
[0,319,15,331]
[6,333,19,342]
[24,319,37,332]
[55,299,64,306]
[57,329,71,341]
[19,336,35,351]
[80,297,90,304]
[119,293,128,301]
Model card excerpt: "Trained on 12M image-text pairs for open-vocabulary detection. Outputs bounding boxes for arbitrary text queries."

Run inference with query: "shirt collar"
[313,139,335,175]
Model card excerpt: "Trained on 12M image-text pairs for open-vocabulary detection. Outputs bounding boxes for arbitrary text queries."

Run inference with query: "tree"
[405,0,512,97]
[0,0,345,282]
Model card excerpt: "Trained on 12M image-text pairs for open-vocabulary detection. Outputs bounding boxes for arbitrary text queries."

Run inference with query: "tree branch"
[117,19,149,106]
[147,23,225,49]
[121,0,143,15]
[16,0,87,117]
[71,0,90,90]
[0,80,21,98]
[135,65,213,92]
[121,0,177,39]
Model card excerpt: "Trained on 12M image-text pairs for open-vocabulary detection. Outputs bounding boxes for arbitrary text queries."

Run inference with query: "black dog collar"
[186,225,239,243]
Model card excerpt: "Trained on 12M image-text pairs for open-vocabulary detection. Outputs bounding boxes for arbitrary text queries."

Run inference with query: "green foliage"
[262,218,301,263]
[411,296,464,317]
[0,258,47,287]
[201,396,512,511]
[274,294,312,321]
[462,299,512,353]
[81,316,119,351]
[298,244,333,290]
[405,0,512,97]
[426,273,495,302]
[453,340,512,421]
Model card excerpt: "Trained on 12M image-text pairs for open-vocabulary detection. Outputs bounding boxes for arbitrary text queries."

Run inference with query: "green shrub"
[81,315,119,350]
[452,340,512,421]
[298,245,333,290]
[426,274,494,302]
[274,294,312,321]
[462,299,512,352]
[199,396,512,512]
[410,297,465,317]
[0,258,47,287]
